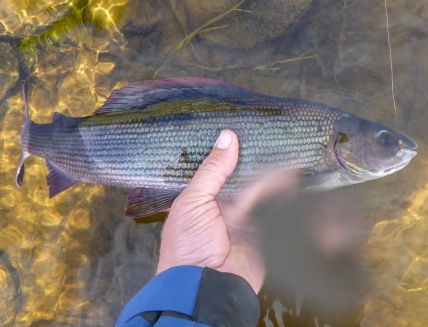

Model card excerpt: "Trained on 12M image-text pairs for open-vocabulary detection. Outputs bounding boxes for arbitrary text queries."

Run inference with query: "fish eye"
[376,130,395,146]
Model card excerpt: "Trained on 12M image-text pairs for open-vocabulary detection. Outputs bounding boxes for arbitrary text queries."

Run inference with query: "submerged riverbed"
[0,0,428,326]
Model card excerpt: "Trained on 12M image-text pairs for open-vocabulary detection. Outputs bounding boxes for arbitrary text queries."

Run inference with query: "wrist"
[116,266,260,327]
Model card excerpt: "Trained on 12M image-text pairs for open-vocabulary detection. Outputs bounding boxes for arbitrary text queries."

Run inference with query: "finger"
[218,169,299,227]
[179,130,239,202]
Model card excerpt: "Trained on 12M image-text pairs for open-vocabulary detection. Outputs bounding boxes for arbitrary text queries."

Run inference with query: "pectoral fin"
[298,171,341,191]
[125,187,183,218]
[46,160,79,198]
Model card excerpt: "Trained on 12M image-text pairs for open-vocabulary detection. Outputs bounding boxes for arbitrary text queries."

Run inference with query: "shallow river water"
[0,0,428,326]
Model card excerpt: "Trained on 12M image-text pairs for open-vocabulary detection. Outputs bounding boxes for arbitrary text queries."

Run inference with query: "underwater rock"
[0,253,19,326]
[172,0,313,49]
[116,0,187,61]
[26,25,119,120]
[0,0,70,38]
[0,43,19,101]
[94,0,190,80]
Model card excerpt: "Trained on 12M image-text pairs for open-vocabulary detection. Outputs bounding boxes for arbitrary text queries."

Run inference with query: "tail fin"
[16,82,30,187]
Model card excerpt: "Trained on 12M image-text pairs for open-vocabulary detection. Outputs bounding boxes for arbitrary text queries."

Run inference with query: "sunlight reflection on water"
[0,0,428,326]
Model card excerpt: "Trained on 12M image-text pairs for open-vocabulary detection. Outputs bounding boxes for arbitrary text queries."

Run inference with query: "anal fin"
[46,160,79,198]
[125,188,183,219]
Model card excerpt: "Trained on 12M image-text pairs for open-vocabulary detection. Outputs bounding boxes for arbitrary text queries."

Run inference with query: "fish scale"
[16,78,417,218]
[28,99,339,197]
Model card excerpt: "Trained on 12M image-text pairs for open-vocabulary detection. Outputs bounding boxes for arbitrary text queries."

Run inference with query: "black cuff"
[193,267,260,327]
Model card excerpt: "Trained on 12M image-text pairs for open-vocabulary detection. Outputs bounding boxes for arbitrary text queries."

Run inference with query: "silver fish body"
[16,78,417,217]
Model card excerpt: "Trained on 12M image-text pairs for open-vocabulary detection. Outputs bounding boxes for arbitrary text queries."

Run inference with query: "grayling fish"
[16,78,417,218]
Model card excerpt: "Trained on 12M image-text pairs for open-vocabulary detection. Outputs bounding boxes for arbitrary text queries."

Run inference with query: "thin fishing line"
[384,0,398,129]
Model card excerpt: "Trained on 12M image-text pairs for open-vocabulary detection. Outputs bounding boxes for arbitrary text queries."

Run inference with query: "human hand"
[156,130,266,293]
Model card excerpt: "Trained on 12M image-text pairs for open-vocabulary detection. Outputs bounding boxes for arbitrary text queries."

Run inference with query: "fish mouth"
[383,160,411,174]
[383,149,417,174]
[401,138,418,150]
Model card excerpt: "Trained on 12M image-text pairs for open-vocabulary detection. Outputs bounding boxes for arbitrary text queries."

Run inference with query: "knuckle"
[199,154,226,176]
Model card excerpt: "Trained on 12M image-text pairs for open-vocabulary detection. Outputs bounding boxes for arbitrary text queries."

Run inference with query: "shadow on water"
[0,0,428,325]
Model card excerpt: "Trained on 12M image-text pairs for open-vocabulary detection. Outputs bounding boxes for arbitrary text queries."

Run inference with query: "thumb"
[181,130,239,201]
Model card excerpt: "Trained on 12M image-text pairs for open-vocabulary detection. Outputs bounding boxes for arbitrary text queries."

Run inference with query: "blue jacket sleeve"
[115,266,260,327]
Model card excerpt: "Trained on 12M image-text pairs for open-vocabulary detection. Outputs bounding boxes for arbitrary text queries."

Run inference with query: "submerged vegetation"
[18,0,128,69]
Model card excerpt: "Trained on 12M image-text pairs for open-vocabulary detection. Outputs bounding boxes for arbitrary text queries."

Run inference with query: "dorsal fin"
[95,78,262,114]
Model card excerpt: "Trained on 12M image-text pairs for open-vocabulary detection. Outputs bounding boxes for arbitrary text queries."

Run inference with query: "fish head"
[332,114,417,181]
